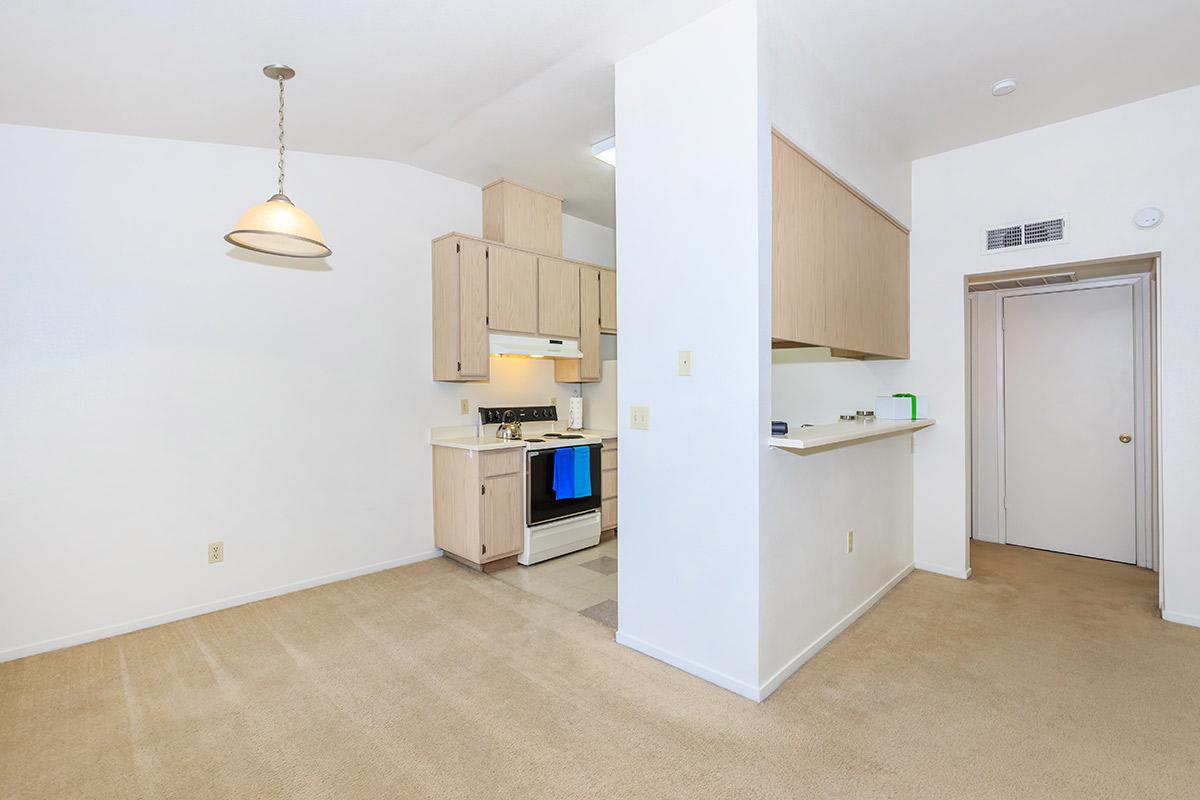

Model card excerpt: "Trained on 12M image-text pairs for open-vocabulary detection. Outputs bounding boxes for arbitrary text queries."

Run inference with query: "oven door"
[526,444,602,525]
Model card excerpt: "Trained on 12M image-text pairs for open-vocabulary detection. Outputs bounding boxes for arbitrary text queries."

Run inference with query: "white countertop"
[430,436,526,452]
[768,419,935,451]
[571,428,617,440]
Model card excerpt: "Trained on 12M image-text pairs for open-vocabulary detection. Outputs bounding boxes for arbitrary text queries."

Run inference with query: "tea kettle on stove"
[497,410,522,440]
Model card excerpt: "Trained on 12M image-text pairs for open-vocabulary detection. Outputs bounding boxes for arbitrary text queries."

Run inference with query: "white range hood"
[489,333,583,359]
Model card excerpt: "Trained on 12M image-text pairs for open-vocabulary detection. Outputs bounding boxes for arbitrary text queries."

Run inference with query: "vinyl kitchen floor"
[491,537,618,627]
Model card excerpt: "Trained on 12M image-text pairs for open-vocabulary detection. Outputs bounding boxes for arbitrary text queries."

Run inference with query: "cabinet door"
[538,257,580,338]
[458,239,490,378]
[599,269,616,333]
[601,497,617,532]
[554,267,600,382]
[480,472,523,561]
[488,246,538,334]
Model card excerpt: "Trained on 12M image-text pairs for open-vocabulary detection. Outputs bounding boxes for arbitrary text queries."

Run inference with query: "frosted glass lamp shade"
[225,194,331,258]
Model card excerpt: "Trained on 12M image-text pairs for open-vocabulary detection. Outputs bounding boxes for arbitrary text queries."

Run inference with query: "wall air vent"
[967,271,1078,292]
[982,215,1069,254]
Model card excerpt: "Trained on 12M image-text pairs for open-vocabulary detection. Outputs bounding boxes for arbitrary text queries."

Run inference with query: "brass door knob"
[1119,434,1132,444]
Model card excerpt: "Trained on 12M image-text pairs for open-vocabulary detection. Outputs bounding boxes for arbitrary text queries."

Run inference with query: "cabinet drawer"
[601,469,617,499]
[601,449,617,471]
[480,448,523,478]
[601,437,618,452]
[601,497,617,531]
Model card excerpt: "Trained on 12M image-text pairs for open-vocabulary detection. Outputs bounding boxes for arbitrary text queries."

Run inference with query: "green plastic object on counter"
[892,393,918,420]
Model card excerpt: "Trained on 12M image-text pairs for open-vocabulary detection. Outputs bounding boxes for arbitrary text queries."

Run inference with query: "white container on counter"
[876,395,930,420]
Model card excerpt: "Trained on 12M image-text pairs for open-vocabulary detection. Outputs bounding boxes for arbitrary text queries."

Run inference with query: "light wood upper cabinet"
[488,247,538,334]
[599,269,616,333]
[555,266,601,383]
[772,132,909,359]
[483,179,563,256]
[432,236,489,381]
[538,257,581,338]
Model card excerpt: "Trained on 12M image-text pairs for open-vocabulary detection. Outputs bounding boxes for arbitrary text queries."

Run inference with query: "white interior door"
[1003,285,1136,563]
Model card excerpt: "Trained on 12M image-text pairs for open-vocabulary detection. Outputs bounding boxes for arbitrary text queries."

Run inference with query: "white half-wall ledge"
[768,419,935,451]
[0,549,443,664]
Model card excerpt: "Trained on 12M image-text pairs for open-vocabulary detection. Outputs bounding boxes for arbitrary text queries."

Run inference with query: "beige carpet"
[3,542,1199,799]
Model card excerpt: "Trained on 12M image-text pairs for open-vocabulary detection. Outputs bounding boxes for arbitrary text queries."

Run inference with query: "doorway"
[969,259,1157,571]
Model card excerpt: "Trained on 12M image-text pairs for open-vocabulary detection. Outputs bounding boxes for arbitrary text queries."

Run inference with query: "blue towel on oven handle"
[552,447,574,500]
[572,446,592,499]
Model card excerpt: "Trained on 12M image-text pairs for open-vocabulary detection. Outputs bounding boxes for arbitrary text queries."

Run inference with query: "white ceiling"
[3,1,1199,228]
[768,0,1200,162]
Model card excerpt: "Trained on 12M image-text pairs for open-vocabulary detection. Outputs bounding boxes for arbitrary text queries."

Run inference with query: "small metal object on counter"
[856,410,876,421]
[496,410,523,440]
[771,421,789,436]
[840,414,857,422]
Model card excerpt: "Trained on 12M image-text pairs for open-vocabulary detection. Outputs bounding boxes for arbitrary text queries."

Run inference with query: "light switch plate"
[678,351,692,376]
[847,530,854,553]
[630,406,650,430]
[459,398,470,415]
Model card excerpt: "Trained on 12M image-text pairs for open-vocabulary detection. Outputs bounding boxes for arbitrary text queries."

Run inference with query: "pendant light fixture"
[225,65,331,258]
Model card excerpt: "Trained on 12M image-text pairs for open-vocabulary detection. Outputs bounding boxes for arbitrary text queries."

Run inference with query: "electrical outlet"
[549,396,557,407]
[678,351,692,376]
[459,398,470,415]
[208,541,224,564]
[630,405,650,430]
[847,530,854,553]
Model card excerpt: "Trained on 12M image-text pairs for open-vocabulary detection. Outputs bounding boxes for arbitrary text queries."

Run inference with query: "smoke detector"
[991,79,1018,97]
[1134,207,1163,229]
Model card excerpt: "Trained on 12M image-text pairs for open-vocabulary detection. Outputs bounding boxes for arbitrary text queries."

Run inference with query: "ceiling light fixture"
[225,65,331,258]
[991,78,1018,97]
[591,136,616,167]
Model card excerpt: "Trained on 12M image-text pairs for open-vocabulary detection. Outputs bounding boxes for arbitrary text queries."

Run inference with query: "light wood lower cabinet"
[554,266,601,383]
[433,446,524,568]
[600,437,617,533]
[432,236,489,381]
[771,131,909,359]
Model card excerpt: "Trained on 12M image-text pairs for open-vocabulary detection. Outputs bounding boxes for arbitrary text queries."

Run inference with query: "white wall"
[901,86,1200,613]
[561,214,616,267]
[0,123,613,660]
[762,0,911,228]
[614,0,767,699]
[754,0,918,696]
[759,436,914,693]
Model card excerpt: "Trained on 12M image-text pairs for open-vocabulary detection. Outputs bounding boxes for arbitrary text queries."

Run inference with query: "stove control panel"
[478,405,558,425]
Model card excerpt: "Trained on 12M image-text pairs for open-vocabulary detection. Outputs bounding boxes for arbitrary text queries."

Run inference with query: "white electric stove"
[477,406,602,565]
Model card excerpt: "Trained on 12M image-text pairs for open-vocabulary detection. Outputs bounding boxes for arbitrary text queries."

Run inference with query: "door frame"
[992,274,1154,568]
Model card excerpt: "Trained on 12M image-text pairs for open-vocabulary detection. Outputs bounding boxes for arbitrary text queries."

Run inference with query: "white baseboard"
[1162,609,1200,628]
[915,561,972,580]
[614,630,759,702]
[0,549,443,664]
[756,562,914,701]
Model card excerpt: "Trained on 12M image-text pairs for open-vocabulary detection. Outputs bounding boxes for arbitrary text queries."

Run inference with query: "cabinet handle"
[481,484,486,495]
[482,544,487,555]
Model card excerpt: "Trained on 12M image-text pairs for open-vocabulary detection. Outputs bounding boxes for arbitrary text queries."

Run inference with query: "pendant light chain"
[276,76,286,195]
